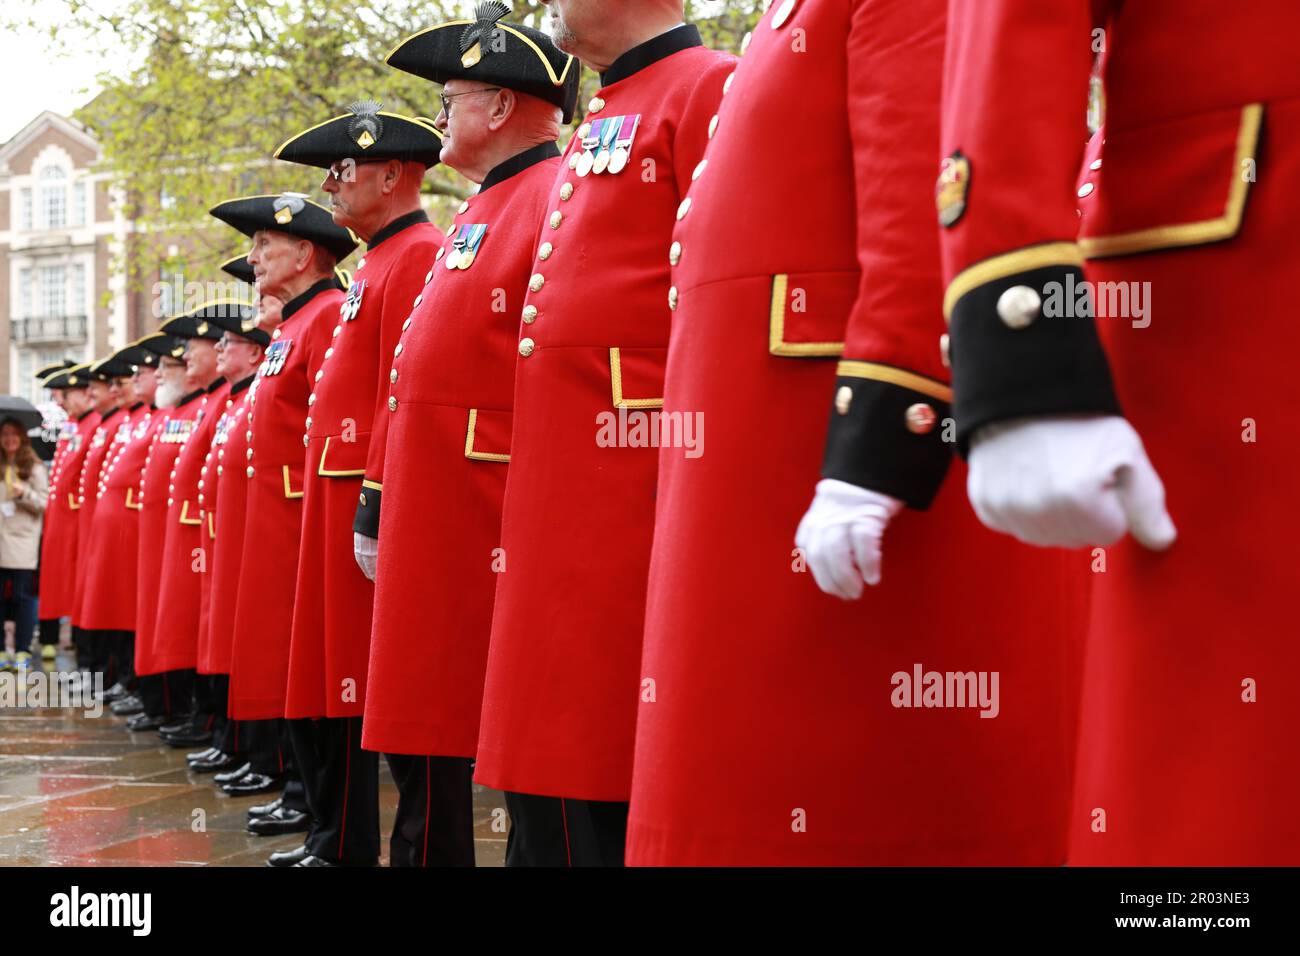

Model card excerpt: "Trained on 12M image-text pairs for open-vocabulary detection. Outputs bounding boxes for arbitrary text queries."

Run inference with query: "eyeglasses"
[326,159,390,182]
[439,87,503,119]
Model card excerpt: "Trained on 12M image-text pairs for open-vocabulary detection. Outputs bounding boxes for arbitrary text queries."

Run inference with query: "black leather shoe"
[266,844,312,868]
[247,796,284,819]
[158,715,194,736]
[110,695,144,716]
[102,682,128,703]
[247,805,311,836]
[125,713,167,732]
[186,746,219,764]
[221,772,283,796]
[293,855,340,867]
[213,762,253,786]
[164,728,213,748]
[190,750,239,773]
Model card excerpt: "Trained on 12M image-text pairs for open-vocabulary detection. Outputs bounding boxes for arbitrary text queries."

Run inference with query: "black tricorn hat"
[274,101,444,169]
[114,334,170,369]
[205,303,271,347]
[387,3,582,124]
[220,254,256,284]
[211,194,359,262]
[89,354,136,381]
[35,359,77,381]
[140,332,189,361]
[43,363,91,390]
[161,300,247,342]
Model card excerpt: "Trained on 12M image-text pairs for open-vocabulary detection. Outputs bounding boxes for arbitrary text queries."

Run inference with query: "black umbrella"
[0,395,43,432]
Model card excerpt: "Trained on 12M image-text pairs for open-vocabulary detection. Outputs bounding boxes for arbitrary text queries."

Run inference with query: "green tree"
[9,0,762,305]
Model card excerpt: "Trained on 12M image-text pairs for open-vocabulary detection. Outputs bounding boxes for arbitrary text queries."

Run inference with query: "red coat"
[623,0,1080,865]
[474,28,736,802]
[70,405,128,626]
[78,404,153,631]
[229,281,341,719]
[941,0,1300,865]
[361,146,560,757]
[196,378,254,675]
[285,216,442,720]
[150,382,230,673]
[37,410,100,620]
[134,392,205,676]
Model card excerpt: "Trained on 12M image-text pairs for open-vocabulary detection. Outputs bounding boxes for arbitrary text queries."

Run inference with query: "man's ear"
[489,88,517,132]
[296,238,314,272]
[383,158,404,194]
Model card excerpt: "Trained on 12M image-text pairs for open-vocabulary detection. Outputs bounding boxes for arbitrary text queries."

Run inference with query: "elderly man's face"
[434,79,507,176]
[249,232,307,304]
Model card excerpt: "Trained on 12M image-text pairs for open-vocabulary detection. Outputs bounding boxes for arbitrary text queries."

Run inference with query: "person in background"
[0,417,50,672]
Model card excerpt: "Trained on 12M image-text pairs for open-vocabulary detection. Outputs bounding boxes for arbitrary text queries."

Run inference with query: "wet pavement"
[0,661,508,867]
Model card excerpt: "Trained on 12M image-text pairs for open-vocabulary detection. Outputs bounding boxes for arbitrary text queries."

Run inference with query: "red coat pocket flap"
[608,347,667,409]
[768,270,856,357]
[317,434,369,478]
[465,409,512,462]
[1080,104,1262,258]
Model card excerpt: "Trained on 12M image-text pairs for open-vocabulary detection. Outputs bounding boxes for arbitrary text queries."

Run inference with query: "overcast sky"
[0,1,130,143]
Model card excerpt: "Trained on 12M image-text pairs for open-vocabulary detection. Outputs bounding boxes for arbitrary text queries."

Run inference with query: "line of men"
[34,0,1297,867]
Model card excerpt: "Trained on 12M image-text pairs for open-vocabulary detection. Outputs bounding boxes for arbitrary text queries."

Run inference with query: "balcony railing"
[10,315,88,346]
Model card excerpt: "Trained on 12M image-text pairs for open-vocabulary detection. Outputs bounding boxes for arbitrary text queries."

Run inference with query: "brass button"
[550,211,563,229]
[315,370,324,382]
[939,333,951,368]
[529,273,545,293]
[425,268,434,282]
[403,317,412,331]
[577,123,591,139]
[692,159,708,181]
[835,385,853,416]
[1077,182,1095,198]
[739,32,752,55]
[302,435,309,447]
[723,72,736,94]
[390,368,398,384]
[708,115,719,139]
[217,465,223,476]
[445,223,456,238]
[246,448,254,460]
[997,285,1041,329]
[538,241,553,261]
[308,393,316,405]
[247,467,255,478]
[272,328,282,340]
[518,337,536,357]
[905,403,937,435]
[669,241,682,266]
[358,257,367,268]
[388,396,398,412]
[588,96,605,113]
[395,343,403,357]
[245,430,252,441]
[522,305,538,324]
[458,200,470,215]
[436,247,445,261]
[772,0,798,28]
[414,294,422,307]
[668,286,679,311]
[325,347,334,359]
[560,182,574,201]
[676,197,692,220]
[568,152,580,171]
[359,492,366,506]
[305,417,313,429]
[1090,158,1102,170]
[332,325,342,337]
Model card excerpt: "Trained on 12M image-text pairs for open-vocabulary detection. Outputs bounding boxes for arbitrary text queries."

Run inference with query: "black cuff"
[353,483,381,538]
[821,377,953,510]
[949,264,1120,456]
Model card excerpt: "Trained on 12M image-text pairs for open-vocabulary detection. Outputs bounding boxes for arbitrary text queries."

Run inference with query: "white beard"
[155,381,182,409]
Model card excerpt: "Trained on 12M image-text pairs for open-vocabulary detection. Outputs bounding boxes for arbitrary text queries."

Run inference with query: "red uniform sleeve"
[817,0,953,509]
[354,233,443,539]
[938,0,1120,454]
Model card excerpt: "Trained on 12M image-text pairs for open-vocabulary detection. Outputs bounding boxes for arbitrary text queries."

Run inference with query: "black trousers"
[240,718,308,814]
[503,791,630,867]
[287,716,378,865]
[37,617,61,647]
[137,668,194,718]
[384,753,475,867]
[75,629,134,688]
[194,673,228,739]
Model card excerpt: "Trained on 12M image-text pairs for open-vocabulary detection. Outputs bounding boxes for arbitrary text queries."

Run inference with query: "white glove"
[353,532,379,581]
[968,415,1176,550]
[795,479,904,600]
